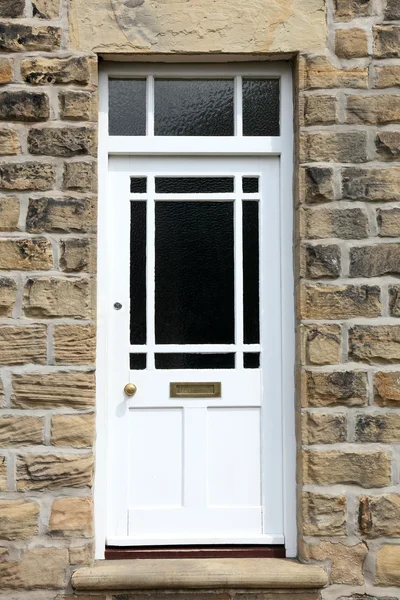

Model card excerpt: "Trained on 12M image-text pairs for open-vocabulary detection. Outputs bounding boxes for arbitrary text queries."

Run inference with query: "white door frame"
[95,61,295,558]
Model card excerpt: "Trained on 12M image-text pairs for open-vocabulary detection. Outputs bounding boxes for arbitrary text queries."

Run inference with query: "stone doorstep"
[72,558,328,591]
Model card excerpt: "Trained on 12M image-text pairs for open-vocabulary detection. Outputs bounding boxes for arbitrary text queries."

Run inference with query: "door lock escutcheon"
[124,383,137,397]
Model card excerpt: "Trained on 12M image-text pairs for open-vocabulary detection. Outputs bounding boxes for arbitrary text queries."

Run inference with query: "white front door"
[106,154,283,545]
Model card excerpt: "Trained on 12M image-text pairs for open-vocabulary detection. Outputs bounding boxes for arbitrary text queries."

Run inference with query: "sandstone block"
[0,325,46,365]
[359,494,400,538]
[305,56,368,89]
[389,285,400,317]
[304,95,337,125]
[304,207,369,239]
[300,131,368,163]
[342,167,400,202]
[0,415,43,447]
[300,284,381,319]
[300,167,334,204]
[302,412,347,444]
[11,371,95,409]
[303,370,367,407]
[374,371,400,406]
[60,237,96,273]
[346,95,400,124]
[0,277,16,316]
[69,544,93,565]
[23,277,91,318]
[385,0,400,20]
[302,541,367,585]
[335,28,369,58]
[375,65,400,88]
[0,161,55,191]
[304,244,341,279]
[59,90,95,121]
[17,453,93,490]
[0,499,39,539]
[28,126,96,157]
[26,196,95,233]
[334,0,372,21]
[0,129,19,155]
[0,0,24,17]
[376,131,400,161]
[301,324,342,365]
[302,492,346,536]
[0,91,49,122]
[375,546,400,586]
[355,413,400,443]
[49,496,93,537]
[54,324,96,365]
[303,449,391,487]
[349,244,400,277]
[0,237,52,270]
[51,414,95,448]
[63,161,96,192]
[350,325,400,363]
[0,456,6,490]
[33,0,60,18]
[0,23,61,52]
[22,57,90,86]
[0,547,68,589]
[374,25,400,58]
[0,58,12,85]
[0,197,19,230]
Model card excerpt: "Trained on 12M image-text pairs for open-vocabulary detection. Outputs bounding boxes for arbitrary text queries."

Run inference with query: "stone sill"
[72,558,328,591]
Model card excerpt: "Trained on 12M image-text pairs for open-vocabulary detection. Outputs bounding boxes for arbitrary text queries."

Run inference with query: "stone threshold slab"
[72,558,328,590]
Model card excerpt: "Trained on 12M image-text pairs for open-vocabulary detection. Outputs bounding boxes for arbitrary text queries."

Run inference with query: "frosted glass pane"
[243,79,280,136]
[109,79,146,136]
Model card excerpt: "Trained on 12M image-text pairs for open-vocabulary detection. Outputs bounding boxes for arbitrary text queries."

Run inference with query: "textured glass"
[130,201,146,345]
[242,177,259,193]
[155,353,235,369]
[243,79,280,137]
[155,201,234,344]
[244,353,260,368]
[155,79,234,136]
[243,201,260,344]
[130,354,146,370]
[109,79,146,136]
[131,177,147,193]
[156,177,234,194]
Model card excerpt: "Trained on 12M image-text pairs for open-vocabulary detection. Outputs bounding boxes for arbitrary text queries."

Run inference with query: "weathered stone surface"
[335,28,369,58]
[0,91,49,122]
[300,167,334,204]
[375,65,400,88]
[0,23,61,52]
[389,285,400,317]
[23,277,91,318]
[0,128,19,155]
[11,371,95,409]
[0,58,12,85]
[304,95,337,125]
[0,0,24,17]
[60,237,96,273]
[49,496,93,537]
[0,196,19,230]
[300,284,381,319]
[0,547,68,588]
[359,494,400,538]
[59,91,95,121]
[16,453,93,490]
[350,325,400,363]
[305,56,368,89]
[0,456,6,490]
[33,0,60,19]
[0,161,55,191]
[302,412,347,444]
[54,324,96,365]
[28,126,96,157]
[342,167,400,201]
[22,57,90,86]
[303,449,391,487]
[304,207,369,239]
[301,324,342,365]
[346,95,400,124]
[69,545,93,566]
[302,541,367,585]
[334,0,372,21]
[0,499,39,539]
[63,161,96,192]
[303,370,367,407]
[375,546,400,586]
[355,414,400,443]
[349,244,400,277]
[0,416,43,447]
[0,325,46,365]
[51,414,95,448]
[26,196,95,233]
[374,371,400,406]
[302,492,346,536]
[0,276,16,316]
[376,131,400,161]
[373,25,400,58]
[304,244,341,279]
[0,237,53,270]
[300,131,368,163]
[385,0,400,20]
[337,596,397,600]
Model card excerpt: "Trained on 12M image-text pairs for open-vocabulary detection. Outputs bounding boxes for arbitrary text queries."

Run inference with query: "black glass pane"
[156,353,235,369]
[243,79,280,137]
[244,353,260,369]
[155,80,234,136]
[131,177,147,193]
[155,201,234,344]
[156,177,234,194]
[130,201,146,345]
[243,201,260,344]
[130,354,146,370]
[242,177,259,193]
[109,79,146,136]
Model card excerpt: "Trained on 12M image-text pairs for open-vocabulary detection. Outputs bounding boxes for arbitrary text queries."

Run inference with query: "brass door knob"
[124,383,137,397]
